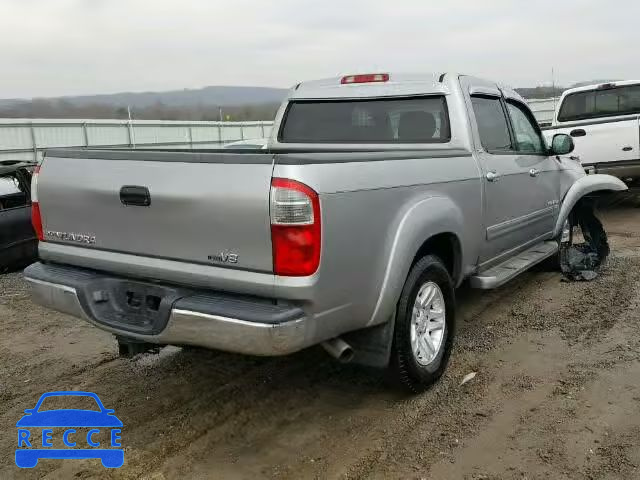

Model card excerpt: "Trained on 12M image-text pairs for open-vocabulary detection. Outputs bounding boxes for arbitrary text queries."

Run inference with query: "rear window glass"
[558,84,640,122]
[279,96,450,144]
[0,175,22,196]
[0,170,30,210]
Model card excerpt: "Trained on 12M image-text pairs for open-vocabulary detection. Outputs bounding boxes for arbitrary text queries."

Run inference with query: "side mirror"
[551,134,575,156]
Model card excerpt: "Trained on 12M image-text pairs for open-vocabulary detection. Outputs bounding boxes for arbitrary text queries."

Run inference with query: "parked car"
[24,72,626,392]
[223,138,268,149]
[0,161,37,271]
[543,80,640,182]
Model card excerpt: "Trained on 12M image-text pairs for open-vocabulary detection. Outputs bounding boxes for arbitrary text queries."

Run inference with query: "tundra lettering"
[45,231,96,245]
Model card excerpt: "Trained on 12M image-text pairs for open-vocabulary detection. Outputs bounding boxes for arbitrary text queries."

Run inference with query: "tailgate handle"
[570,129,586,137]
[120,186,151,206]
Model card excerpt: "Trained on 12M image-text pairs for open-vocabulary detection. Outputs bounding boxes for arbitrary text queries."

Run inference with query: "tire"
[390,254,456,393]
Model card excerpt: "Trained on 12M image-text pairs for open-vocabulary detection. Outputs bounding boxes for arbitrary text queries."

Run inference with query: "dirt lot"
[2,197,640,480]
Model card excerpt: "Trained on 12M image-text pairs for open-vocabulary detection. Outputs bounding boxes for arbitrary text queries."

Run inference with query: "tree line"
[0,100,281,121]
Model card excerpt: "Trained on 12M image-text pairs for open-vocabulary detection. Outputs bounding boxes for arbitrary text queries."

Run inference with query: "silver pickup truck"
[25,73,627,392]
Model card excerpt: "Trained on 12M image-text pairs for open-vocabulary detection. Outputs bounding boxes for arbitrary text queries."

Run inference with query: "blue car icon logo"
[16,391,123,468]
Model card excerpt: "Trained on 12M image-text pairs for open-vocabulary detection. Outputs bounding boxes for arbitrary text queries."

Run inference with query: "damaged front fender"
[553,174,627,238]
[560,200,609,281]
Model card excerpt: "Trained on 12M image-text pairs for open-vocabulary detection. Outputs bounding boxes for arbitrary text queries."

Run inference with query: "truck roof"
[289,72,526,104]
[560,79,640,97]
[290,72,449,100]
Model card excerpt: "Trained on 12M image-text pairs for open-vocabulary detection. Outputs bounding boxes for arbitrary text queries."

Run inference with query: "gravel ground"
[1,198,640,479]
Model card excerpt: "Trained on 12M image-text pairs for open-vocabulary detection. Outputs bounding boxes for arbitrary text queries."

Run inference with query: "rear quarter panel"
[272,151,482,332]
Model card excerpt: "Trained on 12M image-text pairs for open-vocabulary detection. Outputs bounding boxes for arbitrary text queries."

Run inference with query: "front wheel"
[389,255,456,393]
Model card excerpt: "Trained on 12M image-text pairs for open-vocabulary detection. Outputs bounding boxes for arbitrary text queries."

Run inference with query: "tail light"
[31,165,44,241]
[270,178,321,276]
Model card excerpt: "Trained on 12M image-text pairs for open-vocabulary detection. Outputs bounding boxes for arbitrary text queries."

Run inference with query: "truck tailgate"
[38,149,275,273]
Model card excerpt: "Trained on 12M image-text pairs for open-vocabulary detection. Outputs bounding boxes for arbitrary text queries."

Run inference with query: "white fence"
[527,98,559,126]
[0,119,274,162]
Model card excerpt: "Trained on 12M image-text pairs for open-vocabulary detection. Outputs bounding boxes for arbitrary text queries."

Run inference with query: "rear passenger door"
[462,78,557,266]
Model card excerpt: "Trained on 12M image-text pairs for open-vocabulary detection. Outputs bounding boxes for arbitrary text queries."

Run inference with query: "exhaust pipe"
[321,337,354,363]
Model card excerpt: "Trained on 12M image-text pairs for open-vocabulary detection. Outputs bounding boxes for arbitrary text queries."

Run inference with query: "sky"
[1,0,639,99]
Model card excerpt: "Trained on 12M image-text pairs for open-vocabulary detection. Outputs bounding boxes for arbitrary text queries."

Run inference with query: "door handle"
[570,129,586,137]
[622,146,633,152]
[120,185,151,206]
[529,168,540,177]
[485,171,501,182]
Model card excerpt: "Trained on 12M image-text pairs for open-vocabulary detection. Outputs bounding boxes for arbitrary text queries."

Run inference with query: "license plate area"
[76,278,190,335]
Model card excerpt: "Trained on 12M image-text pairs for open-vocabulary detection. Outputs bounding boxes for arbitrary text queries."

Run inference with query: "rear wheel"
[389,255,456,393]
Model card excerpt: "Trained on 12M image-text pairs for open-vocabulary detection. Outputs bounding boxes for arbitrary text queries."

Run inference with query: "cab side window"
[471,96,512,153]
[505,101,546,154]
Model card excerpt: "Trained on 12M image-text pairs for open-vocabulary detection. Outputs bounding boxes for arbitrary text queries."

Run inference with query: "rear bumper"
[24,262,314,356]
